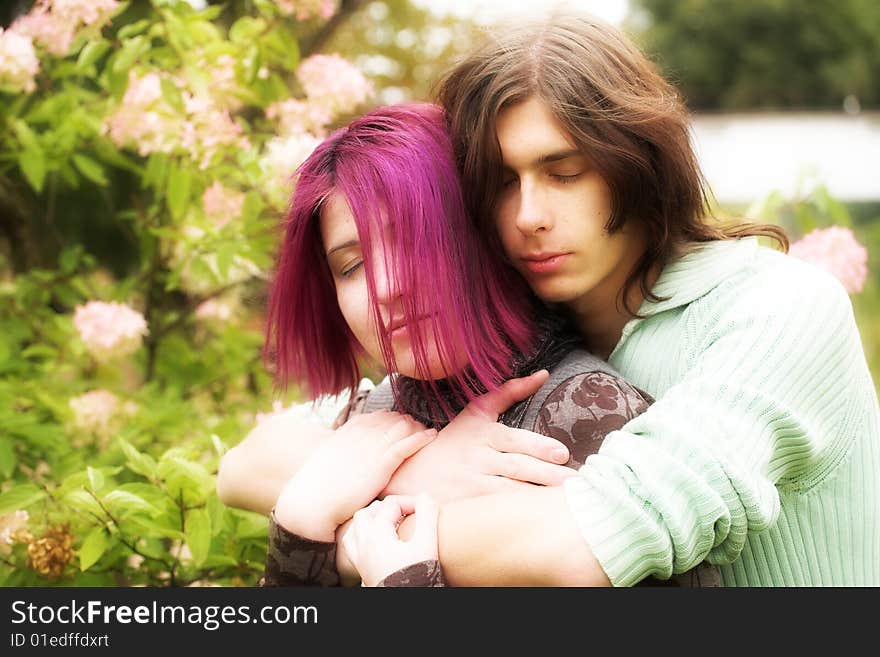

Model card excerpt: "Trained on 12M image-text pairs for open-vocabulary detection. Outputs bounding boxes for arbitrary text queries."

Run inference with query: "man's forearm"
[399,484,611,586]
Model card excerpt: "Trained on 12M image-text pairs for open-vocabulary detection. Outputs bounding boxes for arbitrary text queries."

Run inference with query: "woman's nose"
[372,250,402,305]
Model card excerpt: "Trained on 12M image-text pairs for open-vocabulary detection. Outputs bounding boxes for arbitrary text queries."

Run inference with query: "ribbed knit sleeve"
[564,256,871,586]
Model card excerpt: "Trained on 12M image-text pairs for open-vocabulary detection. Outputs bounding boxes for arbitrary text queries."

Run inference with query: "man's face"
[493,96,646,315]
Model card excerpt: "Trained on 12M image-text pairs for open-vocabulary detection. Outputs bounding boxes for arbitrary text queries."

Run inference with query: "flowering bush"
[0,0,373,586]
[790,226,868,294]
[747,182,871,296]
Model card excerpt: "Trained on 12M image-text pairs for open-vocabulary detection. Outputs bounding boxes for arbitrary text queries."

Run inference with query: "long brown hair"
[436,11,788,315]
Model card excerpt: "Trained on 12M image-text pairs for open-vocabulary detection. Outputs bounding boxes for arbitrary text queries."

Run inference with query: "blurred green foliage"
[743,186,880,388]
[0,0,368,586]
[628,0,880,110]
[324,0,479,103]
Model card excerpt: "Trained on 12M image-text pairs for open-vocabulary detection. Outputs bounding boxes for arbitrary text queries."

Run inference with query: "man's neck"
[571,262,662,361]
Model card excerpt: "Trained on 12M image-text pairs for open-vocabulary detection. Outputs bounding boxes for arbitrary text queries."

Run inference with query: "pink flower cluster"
[73,300,149,362]
[195,299,233,322]
[202,181,244,228]
[261,132,322,205]
[104,71,251,169]
[13,0,121,57]
[0,27,39,93]
[276,0,337,21]
[197,52,242,111]
[789,226,869,294]
[69,389,120,438]
[266,99,333,137]
[0,511,29,546]
[297,54,373,117]
[104,72,179,157]
[179,94,251,169]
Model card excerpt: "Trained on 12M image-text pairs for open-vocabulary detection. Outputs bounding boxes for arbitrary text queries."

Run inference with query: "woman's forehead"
[319,191,393,252]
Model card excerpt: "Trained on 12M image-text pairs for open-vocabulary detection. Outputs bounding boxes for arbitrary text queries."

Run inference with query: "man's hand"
[382,370,577,503]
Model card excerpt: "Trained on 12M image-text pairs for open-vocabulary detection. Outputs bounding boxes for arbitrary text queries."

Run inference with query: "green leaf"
[72,154,108,186]
[160,77,185,113]
[166,165,192,221]
[239,192,265,223]
[216,243,234,279]
[19,149,46,192]
[112,36,148,74]
[107,65,130,100]
[104,490,159,516]
[77,39,112,70]
[0,484,45,516]
[143,152,169,190]
[20,344,58,360]
[0,437,16,479]
[231,509,269,539]
[118,440,158,478]
[63,489,104,517]
[185,508,211,566]
[10,119,38,150]
[243,45,262,84]
[117,19,152,40]
[126,516,184,541]
[87,466,104,492]
[210,434,227,459]
[79,527,108,571]
[59,245,83,273]
[229,17,266,44]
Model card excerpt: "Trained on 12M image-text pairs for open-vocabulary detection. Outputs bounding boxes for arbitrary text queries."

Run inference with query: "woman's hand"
[342,494,439,587]
[273,411,437,541]
[382,371,577,503]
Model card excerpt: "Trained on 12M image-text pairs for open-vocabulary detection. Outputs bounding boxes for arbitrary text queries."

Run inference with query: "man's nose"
[515,180,553,235]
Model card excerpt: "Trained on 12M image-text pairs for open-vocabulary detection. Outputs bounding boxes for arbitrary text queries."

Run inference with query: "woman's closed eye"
[340,260,363,278]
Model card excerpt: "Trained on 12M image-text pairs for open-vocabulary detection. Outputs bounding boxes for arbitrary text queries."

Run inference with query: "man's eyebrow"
[326,239,359,257]
[535,149,582,166]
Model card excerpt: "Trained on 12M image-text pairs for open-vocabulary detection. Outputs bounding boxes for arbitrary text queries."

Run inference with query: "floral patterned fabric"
[536,372,654,469]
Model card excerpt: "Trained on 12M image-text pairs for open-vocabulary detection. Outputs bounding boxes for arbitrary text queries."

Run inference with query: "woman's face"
[319,192,466,380]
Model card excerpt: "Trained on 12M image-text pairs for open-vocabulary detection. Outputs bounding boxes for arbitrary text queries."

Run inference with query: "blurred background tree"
[627,0,880,111]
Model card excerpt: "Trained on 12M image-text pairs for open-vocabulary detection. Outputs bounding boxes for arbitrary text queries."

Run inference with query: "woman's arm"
[217,412,330,515]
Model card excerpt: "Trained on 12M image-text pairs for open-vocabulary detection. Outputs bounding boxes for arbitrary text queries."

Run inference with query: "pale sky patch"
[410,0,629,26]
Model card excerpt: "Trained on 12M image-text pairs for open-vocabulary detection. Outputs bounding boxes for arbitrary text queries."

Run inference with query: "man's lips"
[521,252,571,274]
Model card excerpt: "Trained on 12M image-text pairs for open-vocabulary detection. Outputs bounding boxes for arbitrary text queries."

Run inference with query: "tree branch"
[299,0,367,58]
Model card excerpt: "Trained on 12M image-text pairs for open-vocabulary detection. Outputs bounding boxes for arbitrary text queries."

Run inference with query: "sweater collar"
[636,237,760,317]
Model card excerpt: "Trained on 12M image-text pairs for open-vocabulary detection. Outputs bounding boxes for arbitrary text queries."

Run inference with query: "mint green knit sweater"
[563,238,880,586]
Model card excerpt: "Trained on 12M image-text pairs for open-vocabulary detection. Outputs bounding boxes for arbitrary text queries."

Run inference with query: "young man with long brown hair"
[401,11,878,586]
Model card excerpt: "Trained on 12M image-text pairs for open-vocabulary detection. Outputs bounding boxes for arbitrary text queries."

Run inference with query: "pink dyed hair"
[265,103,536,405]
